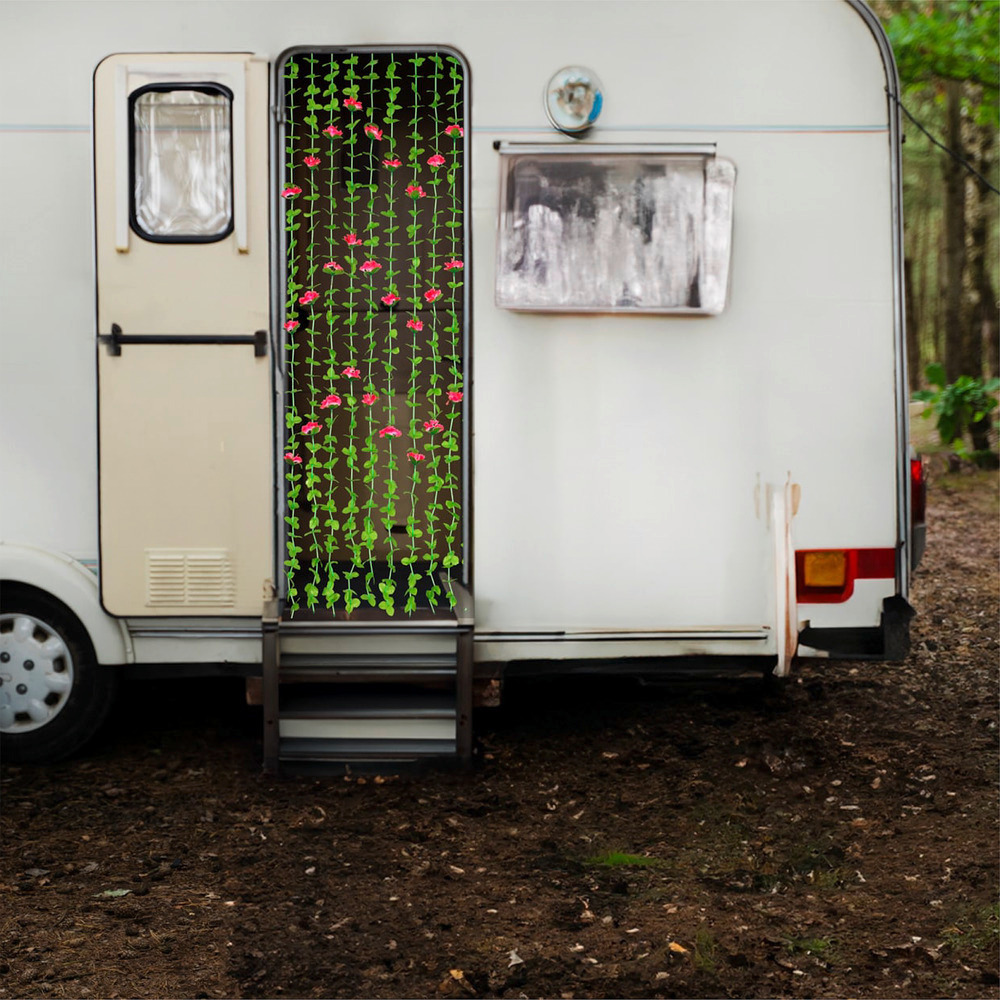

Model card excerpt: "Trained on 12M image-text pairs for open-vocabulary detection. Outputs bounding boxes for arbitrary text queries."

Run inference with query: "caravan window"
[130,85,234,242]
[496,148,735,315]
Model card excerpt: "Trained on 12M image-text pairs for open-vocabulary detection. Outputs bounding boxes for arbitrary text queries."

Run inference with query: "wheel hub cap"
[0,614,74,734]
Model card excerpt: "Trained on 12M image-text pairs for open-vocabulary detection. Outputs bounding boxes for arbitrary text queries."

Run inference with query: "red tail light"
[911,457,926,523]
[796,548,896,603]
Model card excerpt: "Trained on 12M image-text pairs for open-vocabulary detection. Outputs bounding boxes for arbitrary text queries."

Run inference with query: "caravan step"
[278,651,457,684]
[278,737,457,763]
[279,689,455,742]
[261,591,473,773]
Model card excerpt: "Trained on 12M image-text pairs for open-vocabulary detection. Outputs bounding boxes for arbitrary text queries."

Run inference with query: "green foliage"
[913,362,1000,452]
[692,927,718,973]
[784,936,834,956]
[583,850,668,869]
[942,902,1000,955]
[885,1,999,126]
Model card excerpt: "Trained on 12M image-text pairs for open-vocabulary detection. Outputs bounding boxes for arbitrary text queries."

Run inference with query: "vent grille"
[146,549,235,607]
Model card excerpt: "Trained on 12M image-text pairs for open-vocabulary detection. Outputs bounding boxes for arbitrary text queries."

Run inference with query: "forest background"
[875,1,999,460]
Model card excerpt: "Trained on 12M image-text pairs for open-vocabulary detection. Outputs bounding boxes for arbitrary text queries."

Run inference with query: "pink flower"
[303,155,320,168]
[443,259,464,270]
[281,186,302,198]
[320,394,342,408]
[343,96,362,110]
[424,418,444,432]
[283,319,299,332]
[406,451,425,461]
[444,125,464,137]
[364,124,383,140]
[323,260,344,272]
[424,287,442,302]
[342,366,361,378]
[378,425,402,438]
[406,184,426,199]
[406,319,424,331]
[301,421,322,435]
[284,452,302,464]
[362,392,378,405]
[381,292,400,306]
[323,125,343,138]
[298,290,319,305]
[359,260,381,273]
[447,391,464,403]
[382,157,402,169]
[427,153,446,168]
[344,233,363,246]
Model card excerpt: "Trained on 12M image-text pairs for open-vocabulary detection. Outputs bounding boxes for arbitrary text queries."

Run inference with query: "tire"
[0,588,117,764]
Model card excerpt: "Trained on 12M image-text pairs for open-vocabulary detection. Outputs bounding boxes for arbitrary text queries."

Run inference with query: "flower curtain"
[281,51,466,616]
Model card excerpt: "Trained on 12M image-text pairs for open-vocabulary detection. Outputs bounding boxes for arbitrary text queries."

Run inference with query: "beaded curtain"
[281,51,465,616]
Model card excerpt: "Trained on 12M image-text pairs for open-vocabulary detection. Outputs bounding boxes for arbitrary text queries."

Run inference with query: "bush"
[913,363,1000,466]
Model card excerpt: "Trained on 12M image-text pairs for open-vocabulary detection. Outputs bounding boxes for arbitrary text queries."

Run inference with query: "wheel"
[0,588,117,763]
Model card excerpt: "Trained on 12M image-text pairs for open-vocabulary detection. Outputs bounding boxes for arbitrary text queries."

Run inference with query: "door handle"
[100,323,268,357]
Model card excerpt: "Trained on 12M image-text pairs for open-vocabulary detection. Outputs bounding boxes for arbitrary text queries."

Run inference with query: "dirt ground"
[2,464,998,1000]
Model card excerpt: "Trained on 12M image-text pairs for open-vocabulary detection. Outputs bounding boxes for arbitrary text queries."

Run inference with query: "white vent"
[146,549,235,607]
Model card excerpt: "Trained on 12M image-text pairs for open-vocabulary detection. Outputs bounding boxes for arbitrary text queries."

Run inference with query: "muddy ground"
[2,465,998,1000]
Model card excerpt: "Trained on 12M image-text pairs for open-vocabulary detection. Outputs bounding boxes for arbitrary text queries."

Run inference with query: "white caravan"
[0,0,925,770]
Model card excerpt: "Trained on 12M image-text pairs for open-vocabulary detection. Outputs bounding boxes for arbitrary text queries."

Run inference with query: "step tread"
[279,736,458,760]
[279,668,457,685]
[280,690,456,719]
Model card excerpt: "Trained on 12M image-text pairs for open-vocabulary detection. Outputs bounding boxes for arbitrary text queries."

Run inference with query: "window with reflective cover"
[130,85,234,242]
[496,150,735,314]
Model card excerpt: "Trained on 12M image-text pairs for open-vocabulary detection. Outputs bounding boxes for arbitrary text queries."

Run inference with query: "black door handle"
[100,324,267,357]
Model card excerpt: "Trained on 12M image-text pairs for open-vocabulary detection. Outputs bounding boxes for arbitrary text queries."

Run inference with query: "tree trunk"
[965,112,997,461]
[941,80,967,383]
[965,116,997,381]
[905,256,921,393]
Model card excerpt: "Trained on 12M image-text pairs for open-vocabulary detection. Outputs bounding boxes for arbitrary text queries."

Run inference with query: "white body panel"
[0,1,907,667]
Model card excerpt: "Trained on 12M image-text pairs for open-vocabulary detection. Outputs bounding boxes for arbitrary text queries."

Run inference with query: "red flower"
[323,260,344,272]
[381,292,400,306]
[378,425,402,438]
[443,259,464,270]
[406,451,425,461]
[406,184,426,199]
[364,124,383,140]
[343,96,362,110]
[424,418,444,432]
[320,394,342,408]
[444,125,464,137]
[283,320,299,332]
[424,288,442,302]
[344,233,363,246]
[303,155,320,168]
[298,290,319,305]
[406,319,424,331]
[362,392,378,405]
[427,153,446,168]
[301,421,322,434]
[284,452,303,464]
[359,260,381,273]
[447,391,464,403]
[382,157,402,169]
[281,186,302,198]
[342,366,361,378]
[323,125,343,138]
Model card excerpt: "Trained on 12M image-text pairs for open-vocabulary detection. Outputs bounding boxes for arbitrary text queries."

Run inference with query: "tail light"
[911,457,926,524]
[796,548,896,603]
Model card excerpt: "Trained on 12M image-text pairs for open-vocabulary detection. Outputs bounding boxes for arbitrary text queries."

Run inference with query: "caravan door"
[94,54,272,616]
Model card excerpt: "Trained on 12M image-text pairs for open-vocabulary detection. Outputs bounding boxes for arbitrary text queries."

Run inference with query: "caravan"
[0,0,923,770]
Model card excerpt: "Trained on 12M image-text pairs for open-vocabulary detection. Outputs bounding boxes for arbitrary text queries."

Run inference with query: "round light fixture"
[544,66,603,134]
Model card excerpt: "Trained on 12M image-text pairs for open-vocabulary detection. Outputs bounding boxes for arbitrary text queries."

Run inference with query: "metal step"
[278,651,457,684]
[261,589,474,774]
